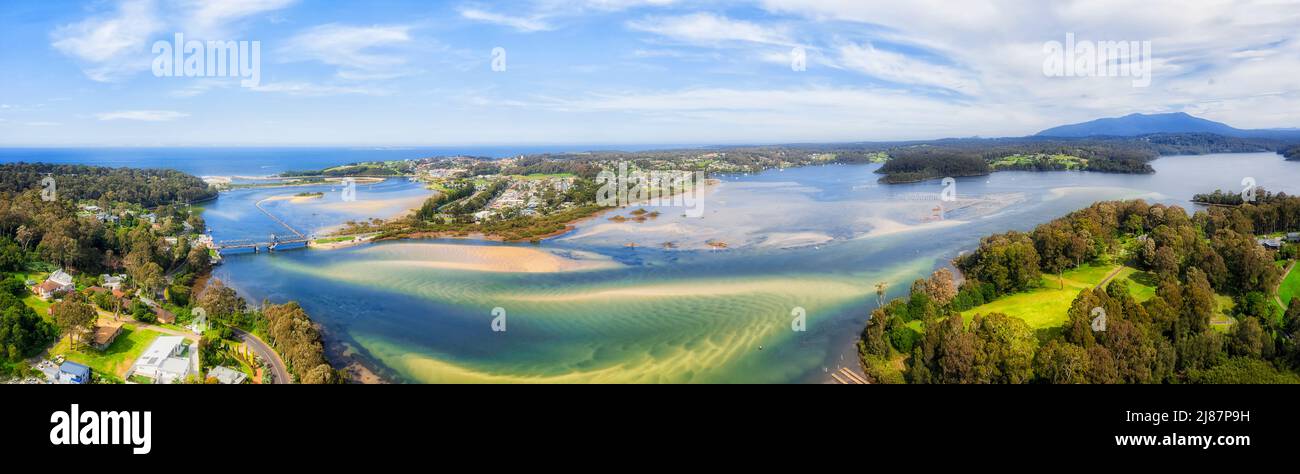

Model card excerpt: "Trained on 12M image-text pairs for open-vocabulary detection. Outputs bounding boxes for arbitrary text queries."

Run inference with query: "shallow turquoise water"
[206,153,1300,383]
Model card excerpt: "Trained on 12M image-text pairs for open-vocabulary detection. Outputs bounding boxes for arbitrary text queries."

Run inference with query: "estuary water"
[198,152,1300,383]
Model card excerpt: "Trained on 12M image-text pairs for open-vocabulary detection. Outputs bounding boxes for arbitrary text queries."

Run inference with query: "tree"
[924,268,958,307]
[51,299,96,350]
[197,280,247,321]
[860,308,891,356]
[1085,345,1121,384]
[1033,340,1090,384]
[15,224,34,252]
[1180,268,1216,336]
[0,293,57,360]
[934,313,977,383]
[1228,317,1269,360]
[970,313,1037,383]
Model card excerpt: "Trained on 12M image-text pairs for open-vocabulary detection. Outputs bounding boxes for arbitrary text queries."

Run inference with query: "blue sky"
[1,0,1298,146]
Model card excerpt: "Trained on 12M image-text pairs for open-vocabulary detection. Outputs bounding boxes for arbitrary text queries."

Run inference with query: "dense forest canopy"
[0,163,216,207]
[861,193,1300,384]
[872,133,1295,183]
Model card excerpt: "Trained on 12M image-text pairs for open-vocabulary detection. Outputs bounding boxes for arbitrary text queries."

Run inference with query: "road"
[233,328,291,384]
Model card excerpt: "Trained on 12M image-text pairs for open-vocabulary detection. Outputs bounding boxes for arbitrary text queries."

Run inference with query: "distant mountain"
[1036,112,1249,137]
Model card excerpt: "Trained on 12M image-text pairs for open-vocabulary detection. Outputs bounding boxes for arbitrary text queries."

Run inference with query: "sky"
[1,0,1298,147]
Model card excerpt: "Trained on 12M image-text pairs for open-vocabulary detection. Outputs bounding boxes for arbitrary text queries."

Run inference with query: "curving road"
[233,328,291,384]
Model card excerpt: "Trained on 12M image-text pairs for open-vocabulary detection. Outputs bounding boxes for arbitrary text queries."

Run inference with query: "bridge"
[213,197,311,255]
[214,235,310,254]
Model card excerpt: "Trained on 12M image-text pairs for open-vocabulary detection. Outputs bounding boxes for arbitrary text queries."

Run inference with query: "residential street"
[233,328,291,384]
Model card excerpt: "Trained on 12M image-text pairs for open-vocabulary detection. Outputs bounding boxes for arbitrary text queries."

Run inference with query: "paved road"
[233,328,291,384]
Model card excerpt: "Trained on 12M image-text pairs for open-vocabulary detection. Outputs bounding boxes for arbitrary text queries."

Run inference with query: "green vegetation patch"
[961,264,1119,329]
[1278,263,1300,308]
[50,324,162,380]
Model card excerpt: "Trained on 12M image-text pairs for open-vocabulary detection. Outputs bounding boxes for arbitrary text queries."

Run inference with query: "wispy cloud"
[459,7,553,32]
[96,110,189,121]
[627,13,793,46]
[180,0,298,38]
[250,82,391,96]
[50,0,163,82]
[280,24,415,79]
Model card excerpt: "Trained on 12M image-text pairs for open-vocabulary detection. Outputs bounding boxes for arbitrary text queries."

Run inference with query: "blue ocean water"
[0,145,702,177]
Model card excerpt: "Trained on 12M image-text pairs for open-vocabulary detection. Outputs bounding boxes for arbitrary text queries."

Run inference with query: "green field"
[1278,262,1299,309]
[50,325,162,381]
[960,263,1123,329]
[23,295,53,321]
[991,153,1087,170]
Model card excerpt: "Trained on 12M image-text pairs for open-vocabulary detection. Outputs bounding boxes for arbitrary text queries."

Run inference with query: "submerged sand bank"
[355,242,623,273]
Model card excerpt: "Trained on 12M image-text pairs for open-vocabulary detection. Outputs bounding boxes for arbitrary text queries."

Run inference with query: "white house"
[101,274,125,291]
[206,366,248,385]
[129,336,195,384]
[33,269,76,300]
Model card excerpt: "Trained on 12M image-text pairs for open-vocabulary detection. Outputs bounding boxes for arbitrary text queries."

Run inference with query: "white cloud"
[51,0,296,82]
[531,86,1043,141]
[96,110,190,121]
[836,43,978,95]
[459,8,553,32]
[628,13,793,46]
[280,24,414,78]
[179,0,298,38]
[50,0,163,82]
[250,82,390,96]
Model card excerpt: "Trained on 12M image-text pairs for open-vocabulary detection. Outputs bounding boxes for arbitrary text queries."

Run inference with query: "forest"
[872,133,1293,183]
[0,163,216,207]
[860,193,1300,384]
[196,280,340,384]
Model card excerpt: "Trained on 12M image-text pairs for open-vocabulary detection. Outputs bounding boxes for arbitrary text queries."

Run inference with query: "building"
[57,361,91,384]
[1287,232,1300,243]
[128,336,195,384]
[154,307,176,325]
[1259,237,1283,250]
[33,269,75,300]
[91,321,124,351]
[206,366,248,385]
[101,274,125,291]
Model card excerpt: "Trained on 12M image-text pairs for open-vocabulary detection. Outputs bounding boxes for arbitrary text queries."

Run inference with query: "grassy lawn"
[991,153,1087,170]
[23,295,54,322]
[315,235,355,244]
[1278,262,1299,309]
[50,324,162,381]
[961,263,1122,329]
[1123,269,1159,302]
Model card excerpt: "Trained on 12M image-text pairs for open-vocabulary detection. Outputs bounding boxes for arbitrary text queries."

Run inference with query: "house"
[1287,232,1300,243]
[128,336,194,384]
[91,321,124,351]
[1259,237,1283,250]
[154,307,176,325]
[206,366,248,385]
[57,361,91,384]
[33,269,75,300]
[101,274,125,291]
